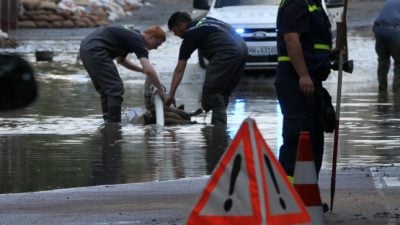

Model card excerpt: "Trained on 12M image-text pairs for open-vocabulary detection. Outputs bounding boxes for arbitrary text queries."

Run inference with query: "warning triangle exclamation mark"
[224,154,242,212]
[187,118,311,225]
[263,154,286,210]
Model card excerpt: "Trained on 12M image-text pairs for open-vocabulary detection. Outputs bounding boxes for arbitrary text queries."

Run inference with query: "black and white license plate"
[248,46,277,56]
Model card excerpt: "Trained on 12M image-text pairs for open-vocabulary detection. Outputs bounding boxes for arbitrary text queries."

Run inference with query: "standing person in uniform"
[275,0,334,180]
[373,0,400,91]
[165,11,248,125]
[79,25,166,123]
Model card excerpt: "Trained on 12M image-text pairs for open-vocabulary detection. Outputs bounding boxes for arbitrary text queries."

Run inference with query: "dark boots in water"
[211,109,227,125]
[103,95,123,123]
[107,106,121,123]
[392,66,400,92]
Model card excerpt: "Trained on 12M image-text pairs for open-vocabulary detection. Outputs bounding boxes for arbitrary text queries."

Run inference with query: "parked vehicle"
[193,0,344,71]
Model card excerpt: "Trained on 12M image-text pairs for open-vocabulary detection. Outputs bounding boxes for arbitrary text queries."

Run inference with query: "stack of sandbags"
[18,0,111,28]
[119,0,140,13]
[87,0,141,21]
[0,29,18,48]
[18,0,143,29]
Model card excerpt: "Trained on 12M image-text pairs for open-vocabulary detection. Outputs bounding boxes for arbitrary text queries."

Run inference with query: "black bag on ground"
[317,87,336,133]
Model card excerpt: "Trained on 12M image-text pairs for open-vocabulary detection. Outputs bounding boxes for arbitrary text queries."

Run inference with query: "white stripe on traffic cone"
[294,131,324,225]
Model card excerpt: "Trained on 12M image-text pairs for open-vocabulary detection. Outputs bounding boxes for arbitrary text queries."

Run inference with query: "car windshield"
[214,0,281,8]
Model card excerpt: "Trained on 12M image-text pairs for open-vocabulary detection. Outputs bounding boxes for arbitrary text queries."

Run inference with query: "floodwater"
[1,32,400,194]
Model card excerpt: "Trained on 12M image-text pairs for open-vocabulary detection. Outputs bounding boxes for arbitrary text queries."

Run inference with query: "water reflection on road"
[1,34,399,194]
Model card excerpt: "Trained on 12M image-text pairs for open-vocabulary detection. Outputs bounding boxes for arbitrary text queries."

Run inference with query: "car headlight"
[235,28,245,34]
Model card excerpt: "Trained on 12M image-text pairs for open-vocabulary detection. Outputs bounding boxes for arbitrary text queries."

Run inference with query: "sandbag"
[48,14,64,21]
[18,20,37,28]
[62,20,75,28]
[32,14,50,21]
[22,0,41,11]
[35,20,52,28]
[38,1,58,12]
[52,20,63,28]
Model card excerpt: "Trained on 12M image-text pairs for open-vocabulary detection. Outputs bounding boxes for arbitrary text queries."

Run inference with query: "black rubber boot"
[211,109,227,125]
[378,75,388,91]
[377,58,390,91]
[100,95,108,122]
[107,106,121,123]
[392,66,400,92]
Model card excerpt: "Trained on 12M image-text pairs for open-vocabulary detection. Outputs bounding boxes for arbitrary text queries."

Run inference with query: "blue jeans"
[373,26,400,90]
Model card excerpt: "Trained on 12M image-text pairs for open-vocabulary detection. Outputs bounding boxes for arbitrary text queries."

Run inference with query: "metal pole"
[330,49,344,211]
[330,0,349,211]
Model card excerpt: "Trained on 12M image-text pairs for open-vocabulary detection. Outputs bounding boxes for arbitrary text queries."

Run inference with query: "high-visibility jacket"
[277,0,332,80]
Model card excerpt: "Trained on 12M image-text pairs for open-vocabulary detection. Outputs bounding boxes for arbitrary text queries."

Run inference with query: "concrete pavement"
[0,166,399,225]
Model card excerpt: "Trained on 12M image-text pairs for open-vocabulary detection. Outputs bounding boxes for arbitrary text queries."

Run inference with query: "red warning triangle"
[187,118,311,225]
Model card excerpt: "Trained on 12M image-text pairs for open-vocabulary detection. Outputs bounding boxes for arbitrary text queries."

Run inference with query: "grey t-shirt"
[106,25,148,59]
[81,25,148,60]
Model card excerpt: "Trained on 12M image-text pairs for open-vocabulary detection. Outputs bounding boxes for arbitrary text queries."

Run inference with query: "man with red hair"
[80,25,166,123]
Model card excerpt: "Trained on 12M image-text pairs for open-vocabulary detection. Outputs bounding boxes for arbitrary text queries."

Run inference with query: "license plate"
[248,46,277,56]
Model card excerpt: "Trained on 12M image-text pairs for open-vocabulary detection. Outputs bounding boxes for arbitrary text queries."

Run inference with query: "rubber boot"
[106,95,123,123]
[392,66,400,92]
[107,106,121,123]
[100,95,108,122]
[211,109,227,125]
[377,58,390,91]
[224,95,230,108]
[102,113,108,123]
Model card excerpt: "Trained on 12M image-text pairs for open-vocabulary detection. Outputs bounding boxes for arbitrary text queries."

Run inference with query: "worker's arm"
[117,56,144,73]
[284,32,314,95]
[138,57,165,98]
[165,59,187,107]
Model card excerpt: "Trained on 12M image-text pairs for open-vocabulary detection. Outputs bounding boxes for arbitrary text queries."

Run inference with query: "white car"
[193,0,344,71]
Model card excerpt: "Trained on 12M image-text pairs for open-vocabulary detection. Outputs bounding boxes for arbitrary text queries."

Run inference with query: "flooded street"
[1,30,399,194]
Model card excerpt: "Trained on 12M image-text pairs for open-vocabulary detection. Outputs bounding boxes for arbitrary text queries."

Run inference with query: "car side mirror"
[0,54,37,110]
[193,0,210,10]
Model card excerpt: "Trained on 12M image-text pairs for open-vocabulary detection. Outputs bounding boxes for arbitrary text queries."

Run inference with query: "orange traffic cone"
[293,131,324,225]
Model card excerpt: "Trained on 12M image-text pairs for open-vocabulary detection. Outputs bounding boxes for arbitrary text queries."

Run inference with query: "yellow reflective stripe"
[284,0,319,12]
[287,176,294,184]
[314,44,330,50]
[278,56,291,62]
[308,4,319,12]
[279,44,330,62]
[196,18,206,27]
[304,0,319,12]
